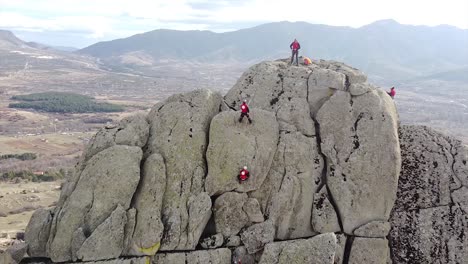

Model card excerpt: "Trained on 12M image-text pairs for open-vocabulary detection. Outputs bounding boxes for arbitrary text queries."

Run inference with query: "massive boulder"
[21,60,408,264]
[47,145,143,262]
[389,125,468,263]
[146,89,221,250]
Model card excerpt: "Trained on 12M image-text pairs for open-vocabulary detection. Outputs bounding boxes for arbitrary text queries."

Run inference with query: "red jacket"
[389,89,396,97]
[240,102,249,113]
[290,41,300,51]
[239,169,249,181]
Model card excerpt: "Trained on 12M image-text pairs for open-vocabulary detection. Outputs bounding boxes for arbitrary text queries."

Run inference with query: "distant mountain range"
[78,20,468,83]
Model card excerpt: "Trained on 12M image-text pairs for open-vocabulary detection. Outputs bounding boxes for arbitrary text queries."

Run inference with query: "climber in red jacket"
[239,100,252,123]
[290,39,301,66]
[239,166,250,183]
[387,87,396,99]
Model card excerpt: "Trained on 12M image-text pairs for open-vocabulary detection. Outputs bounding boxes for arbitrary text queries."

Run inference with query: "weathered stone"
[349,83,374,96]
[334,233,346,264]
[311,186,341,233]
[4,241,27,263]
[200,233,224,249]
[240,220,275,254]
[259,233,337,264]
[452,186,468,204]
[82,114,149,164]
[84,257,148,264]
[254,131,323,239]
[47,145,142,262]
[25,208,53,257]
[154,249,231,264]
[243,198,264,223]
[186,192,212,249]
[225,236,241,247]
[232,246,256,264]
[205,110,279,195]
[353,220,390,238]
[348,237,390,264]
[122,208,136,255]
[129,153,166,256]
[390,204,468,263]
[71,228,86,261]
[214,192,249,237]
[146,89,221,250]
[307,67,346,116]
[316,60,367,84]
[77,205,127,261]
[224,61,315,135]
[317,89,400,234]
[186,248,231,264]
[395,125,463,211]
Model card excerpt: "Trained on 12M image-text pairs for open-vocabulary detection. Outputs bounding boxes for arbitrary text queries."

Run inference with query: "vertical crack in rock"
[344,112,363,163]
[342,235,355,264]
[344,75,351,92]
[312,117,344,233]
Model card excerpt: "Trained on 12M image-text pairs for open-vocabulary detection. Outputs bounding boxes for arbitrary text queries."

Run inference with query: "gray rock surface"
[154,248,231,264]
[394,125,464,211]
[205,110,279,195]
[240,220,276,254]
[146,89,221,250]
[200,233,224,249]
[77,205,127,261]
[225,236,241,247]
[333,233,346,264]
[214,192,249,237]
[47,145,142,262]
[4,241,27,263]
[232,246,256,264]
[25,208,53,257]
[317,89,400,234]
[353,220,390,238]
[390,125,468,264]
[312,186,341,233]
[243,198,264,223]
[259,233,337,264]
[348,237,390,264]
[128,153,166,256]
[254,131,323,240]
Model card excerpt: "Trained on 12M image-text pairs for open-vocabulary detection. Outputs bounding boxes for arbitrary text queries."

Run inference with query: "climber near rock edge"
[239,99,252,124]
[290,38,301,66]
[239,166,250,183]
[387,87,396,99]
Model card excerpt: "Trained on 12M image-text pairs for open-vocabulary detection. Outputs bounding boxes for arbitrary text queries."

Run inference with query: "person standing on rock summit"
[239,99,252,124]
[290,39,301,66]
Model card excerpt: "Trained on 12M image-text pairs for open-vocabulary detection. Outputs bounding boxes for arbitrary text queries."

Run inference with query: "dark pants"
[290,50,299,65]
[239,112,252,123]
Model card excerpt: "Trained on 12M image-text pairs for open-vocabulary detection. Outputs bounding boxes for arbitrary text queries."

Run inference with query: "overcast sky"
[1,0,467,48]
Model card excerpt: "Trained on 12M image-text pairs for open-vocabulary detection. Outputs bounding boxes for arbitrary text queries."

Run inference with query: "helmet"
[243,99,247,102]
[243,166,247,170]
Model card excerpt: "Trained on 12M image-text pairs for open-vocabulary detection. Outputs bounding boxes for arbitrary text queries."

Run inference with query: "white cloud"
[0,0,466,47]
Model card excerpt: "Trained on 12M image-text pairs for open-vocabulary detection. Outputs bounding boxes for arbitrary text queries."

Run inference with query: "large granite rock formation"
[389,125,468,263]
[19,59,418,264]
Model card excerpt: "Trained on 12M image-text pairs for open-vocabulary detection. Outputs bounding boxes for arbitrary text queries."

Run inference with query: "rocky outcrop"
[348,237,390,264]
[146,89,221,251]
[25,208,53,257]
[258,233,337,264]
[389,125,468,263]
[22,59,407,264]
[205,110,279,195]
[47,145,142,262]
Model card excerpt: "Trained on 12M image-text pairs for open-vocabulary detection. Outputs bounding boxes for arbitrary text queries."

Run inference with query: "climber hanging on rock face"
[239,99,252,124]
[239,166,250,183]
[387,87,396,99]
